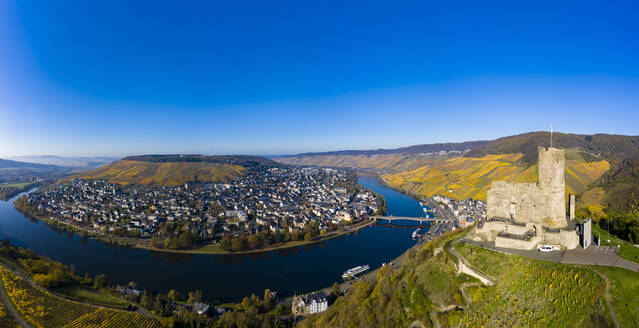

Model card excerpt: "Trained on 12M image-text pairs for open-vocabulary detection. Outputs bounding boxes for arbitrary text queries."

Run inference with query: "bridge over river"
[370,216,446,225]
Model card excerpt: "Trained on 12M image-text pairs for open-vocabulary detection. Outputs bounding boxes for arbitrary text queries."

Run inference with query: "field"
[594,266,639,327]
[55,285,129,309]
[73,160,245,186]
[0,181,37,189]
[0,181,38,200]
[0,267,160,328]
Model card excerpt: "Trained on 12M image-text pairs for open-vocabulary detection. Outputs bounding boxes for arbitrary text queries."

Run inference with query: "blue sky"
[1,0,639,157]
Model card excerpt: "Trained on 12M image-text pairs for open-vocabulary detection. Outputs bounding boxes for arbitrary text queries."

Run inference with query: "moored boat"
[342,264,370,279]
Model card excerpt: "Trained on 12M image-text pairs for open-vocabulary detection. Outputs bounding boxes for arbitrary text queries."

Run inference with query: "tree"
[320,229,327,238]
[331,282,340,297]
[167,289,177,302]
[94,274,109,289]
[187,290,203,304]
[304,231,313,241]
[177,231,194,248]
[248,234,262,249]
[231,237,245,251]
[151,235,164,249]
[263,289,274,310]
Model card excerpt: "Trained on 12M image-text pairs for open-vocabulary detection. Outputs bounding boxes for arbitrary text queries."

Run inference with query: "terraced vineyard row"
[0,267,160,328]
[0,296,20,328]
[63,307,162,328]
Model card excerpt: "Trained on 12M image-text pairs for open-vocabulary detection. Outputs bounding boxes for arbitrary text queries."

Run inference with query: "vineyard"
[63,307,162,328]
[299,228,617,328]
[0,296,20,328]
[453,243,611,327]
[0,267,160,328]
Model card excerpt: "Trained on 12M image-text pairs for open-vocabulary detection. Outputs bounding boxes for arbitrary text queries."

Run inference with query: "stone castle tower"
[537,147,566,228]
[486,146,568,228]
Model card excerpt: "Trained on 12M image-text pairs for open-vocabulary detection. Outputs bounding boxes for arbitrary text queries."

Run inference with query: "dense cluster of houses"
[432,195,486,227]
[22,167,381,242]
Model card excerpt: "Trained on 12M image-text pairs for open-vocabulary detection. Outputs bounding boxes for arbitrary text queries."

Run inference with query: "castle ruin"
[468,146,579,250]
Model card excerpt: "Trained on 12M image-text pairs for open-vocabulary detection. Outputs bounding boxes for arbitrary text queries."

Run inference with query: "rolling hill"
[275,132,639,211]
[382,151,610,202]
[72,155,282,186]
[0,158,59,169]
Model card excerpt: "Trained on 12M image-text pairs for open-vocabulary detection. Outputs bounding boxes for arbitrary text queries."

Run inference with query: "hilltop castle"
[468,146,579,249]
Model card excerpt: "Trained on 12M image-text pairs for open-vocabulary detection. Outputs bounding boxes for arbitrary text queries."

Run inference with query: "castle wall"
[486,147,567,228]
[486,181,545,224]
[495,235,541,250]
[543,230,579,249]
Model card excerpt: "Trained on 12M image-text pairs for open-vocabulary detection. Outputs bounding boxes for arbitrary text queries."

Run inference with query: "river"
[0,176,426,301]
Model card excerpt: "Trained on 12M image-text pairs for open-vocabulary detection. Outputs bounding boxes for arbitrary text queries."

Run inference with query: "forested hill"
[123,154,283,169]
[73,155,283,186]
[465,131,639,164]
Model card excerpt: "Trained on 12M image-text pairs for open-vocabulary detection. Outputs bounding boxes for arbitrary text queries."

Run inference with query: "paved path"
[463,240,639,272]
[0,271,32,328]
[449,247,493,286]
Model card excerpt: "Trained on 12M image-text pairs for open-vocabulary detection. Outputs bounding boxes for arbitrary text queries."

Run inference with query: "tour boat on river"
[342,264,370,279]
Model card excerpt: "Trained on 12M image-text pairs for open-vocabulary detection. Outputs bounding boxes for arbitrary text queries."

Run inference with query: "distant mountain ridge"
[0,158,59,169]
[9,155,117,168]
[465,131,639,164]
[280,140,489,157]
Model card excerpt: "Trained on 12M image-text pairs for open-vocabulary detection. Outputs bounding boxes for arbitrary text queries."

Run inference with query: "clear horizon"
[2,1,639,157]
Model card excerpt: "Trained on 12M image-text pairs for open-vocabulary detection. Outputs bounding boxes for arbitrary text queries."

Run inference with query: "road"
[0,269,32,328]
[463,239,639,272]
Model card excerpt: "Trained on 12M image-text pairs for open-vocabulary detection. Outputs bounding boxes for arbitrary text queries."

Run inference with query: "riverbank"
[13,197,378,255]
[135,219,376,255]
[2,177,419,302]
[0,181,40,200]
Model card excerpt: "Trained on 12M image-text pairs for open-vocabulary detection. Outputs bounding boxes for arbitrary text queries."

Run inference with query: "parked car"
[537,245,558,252]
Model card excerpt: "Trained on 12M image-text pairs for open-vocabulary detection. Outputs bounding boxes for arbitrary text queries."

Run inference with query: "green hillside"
[298,228,639,328]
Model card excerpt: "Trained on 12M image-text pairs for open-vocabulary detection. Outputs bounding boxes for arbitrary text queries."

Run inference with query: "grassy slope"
[297,229,614,328]
[454,243,610,327]
[74,160,245,186]
[54,285,129,309]
[594,266,639,328]
[382,152,609,202]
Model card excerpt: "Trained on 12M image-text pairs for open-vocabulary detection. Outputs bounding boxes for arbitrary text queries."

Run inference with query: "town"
[16,167,384,251]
